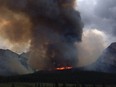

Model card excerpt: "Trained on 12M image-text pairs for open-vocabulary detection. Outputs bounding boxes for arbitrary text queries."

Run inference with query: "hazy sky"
[77,0,116,44]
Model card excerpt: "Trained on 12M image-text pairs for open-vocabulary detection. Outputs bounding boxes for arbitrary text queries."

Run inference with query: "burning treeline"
[0,0,83,70]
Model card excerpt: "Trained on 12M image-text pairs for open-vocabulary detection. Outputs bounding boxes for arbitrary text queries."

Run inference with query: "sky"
[77,0,116,45]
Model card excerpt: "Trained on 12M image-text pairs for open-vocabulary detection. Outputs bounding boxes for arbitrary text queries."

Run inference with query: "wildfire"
[56,66,72,71]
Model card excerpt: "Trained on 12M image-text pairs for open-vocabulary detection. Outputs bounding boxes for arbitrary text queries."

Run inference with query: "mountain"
[1,43,116,84]
[85,42,116,73]
[0,49,33,76]
[19,53,33,71]
[0,42,116,76]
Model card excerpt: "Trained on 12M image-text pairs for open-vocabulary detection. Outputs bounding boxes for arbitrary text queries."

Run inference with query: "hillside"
[0,69,116,84]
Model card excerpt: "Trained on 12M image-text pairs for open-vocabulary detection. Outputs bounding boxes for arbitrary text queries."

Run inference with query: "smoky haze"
[0,0,83,70]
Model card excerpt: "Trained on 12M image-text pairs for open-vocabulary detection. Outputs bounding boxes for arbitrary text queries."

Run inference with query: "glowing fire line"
[56,66,72,70]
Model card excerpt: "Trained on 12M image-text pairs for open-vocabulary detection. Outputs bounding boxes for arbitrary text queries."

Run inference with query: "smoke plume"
[76,29,106,67]
[0,0,83,70]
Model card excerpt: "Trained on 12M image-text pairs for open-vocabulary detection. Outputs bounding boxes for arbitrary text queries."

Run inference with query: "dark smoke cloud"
[0,0,83,70]
[78,0,116,36]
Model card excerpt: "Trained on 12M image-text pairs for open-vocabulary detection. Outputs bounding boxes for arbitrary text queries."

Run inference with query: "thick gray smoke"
[0,0,83,70]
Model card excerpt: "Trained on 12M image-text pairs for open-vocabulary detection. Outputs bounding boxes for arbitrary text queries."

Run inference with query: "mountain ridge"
[0,49,33,76]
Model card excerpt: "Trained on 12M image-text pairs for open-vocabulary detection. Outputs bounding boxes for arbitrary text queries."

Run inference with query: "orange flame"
[56,66,72,70]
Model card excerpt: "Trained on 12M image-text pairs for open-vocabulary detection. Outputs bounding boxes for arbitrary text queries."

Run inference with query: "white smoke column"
[76,29,107,67]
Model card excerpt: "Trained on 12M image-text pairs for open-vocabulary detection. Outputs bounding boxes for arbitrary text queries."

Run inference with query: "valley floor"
[0,83,115,87]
